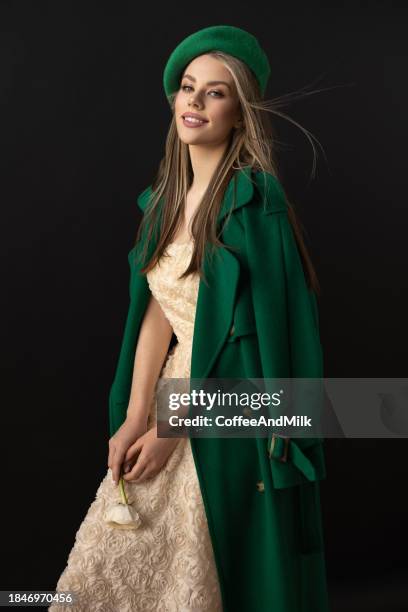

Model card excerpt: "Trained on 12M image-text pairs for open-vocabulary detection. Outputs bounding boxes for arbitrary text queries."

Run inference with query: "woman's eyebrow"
[182,74,231,91]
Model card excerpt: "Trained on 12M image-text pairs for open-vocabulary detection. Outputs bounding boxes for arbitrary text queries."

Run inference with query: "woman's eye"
[181,85,223,98]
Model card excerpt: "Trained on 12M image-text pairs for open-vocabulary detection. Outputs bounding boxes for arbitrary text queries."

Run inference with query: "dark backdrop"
[1,2,407,611]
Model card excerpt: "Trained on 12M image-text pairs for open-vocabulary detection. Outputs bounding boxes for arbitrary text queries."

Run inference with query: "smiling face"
[174,54,242,147]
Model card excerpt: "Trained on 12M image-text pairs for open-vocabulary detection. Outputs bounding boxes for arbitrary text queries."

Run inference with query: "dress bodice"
[146,240,200,350]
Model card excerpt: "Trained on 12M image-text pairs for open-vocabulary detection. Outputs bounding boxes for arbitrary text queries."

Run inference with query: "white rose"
[103,477,142,530]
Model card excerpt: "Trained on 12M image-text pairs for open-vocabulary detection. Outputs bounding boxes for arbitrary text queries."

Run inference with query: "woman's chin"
[177,133,208,146]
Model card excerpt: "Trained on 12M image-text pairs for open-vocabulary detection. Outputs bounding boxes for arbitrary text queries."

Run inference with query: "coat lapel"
[192,166,255,378]
[134,166,255,380]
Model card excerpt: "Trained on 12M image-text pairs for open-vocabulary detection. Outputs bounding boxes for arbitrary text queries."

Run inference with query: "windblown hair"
[134,50,323,295]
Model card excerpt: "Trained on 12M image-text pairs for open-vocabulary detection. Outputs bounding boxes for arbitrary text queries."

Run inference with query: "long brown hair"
[134,50,324,295]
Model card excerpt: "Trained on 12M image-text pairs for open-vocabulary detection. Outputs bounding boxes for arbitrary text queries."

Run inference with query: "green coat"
[109,166,330,612]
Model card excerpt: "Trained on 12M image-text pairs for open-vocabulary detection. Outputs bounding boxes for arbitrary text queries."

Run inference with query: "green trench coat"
[109,166,330,612]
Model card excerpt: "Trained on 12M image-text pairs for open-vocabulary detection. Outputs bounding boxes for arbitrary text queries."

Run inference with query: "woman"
[50,25,329,612]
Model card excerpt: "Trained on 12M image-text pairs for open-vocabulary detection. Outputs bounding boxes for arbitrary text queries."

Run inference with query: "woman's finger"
[132,466,153,483]
[122,442,141,473]
[107,440,116,469]
[111,447,126,485]
[136,465,151,483]
[124,439,142,463]
[123,457,147,482]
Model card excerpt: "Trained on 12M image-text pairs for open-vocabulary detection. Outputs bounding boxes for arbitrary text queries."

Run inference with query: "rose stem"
[119,476,128,505]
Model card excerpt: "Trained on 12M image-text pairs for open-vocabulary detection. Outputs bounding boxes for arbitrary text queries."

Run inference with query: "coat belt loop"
[268,433,290,461]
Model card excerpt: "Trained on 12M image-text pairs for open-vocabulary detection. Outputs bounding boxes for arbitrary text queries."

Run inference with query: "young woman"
[50,25,329,612]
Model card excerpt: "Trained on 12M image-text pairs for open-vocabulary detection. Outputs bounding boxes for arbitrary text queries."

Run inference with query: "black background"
[1,2,407,611]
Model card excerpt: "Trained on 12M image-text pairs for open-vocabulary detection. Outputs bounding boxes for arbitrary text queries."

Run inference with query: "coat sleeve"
[246,174,326,488]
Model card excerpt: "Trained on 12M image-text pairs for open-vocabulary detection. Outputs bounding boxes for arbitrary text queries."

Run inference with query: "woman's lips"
[182,116,208,128]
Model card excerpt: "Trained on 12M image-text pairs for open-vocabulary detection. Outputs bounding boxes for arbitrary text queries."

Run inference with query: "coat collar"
[136,165,255,224]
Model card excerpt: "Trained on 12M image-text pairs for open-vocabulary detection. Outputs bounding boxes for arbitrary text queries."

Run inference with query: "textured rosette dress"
[49,239,223,612]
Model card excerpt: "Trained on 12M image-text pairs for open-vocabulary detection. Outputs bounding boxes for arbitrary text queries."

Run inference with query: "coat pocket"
[269,436,327,489]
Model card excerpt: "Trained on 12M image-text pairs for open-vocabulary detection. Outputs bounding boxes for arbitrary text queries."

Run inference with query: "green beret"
[163,25,271,100]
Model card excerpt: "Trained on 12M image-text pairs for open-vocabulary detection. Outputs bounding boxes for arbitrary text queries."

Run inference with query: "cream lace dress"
[49,240,223,612]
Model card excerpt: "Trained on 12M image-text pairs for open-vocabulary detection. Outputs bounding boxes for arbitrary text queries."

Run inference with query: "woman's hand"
[108,414,148,486]
[121,424,180,484]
